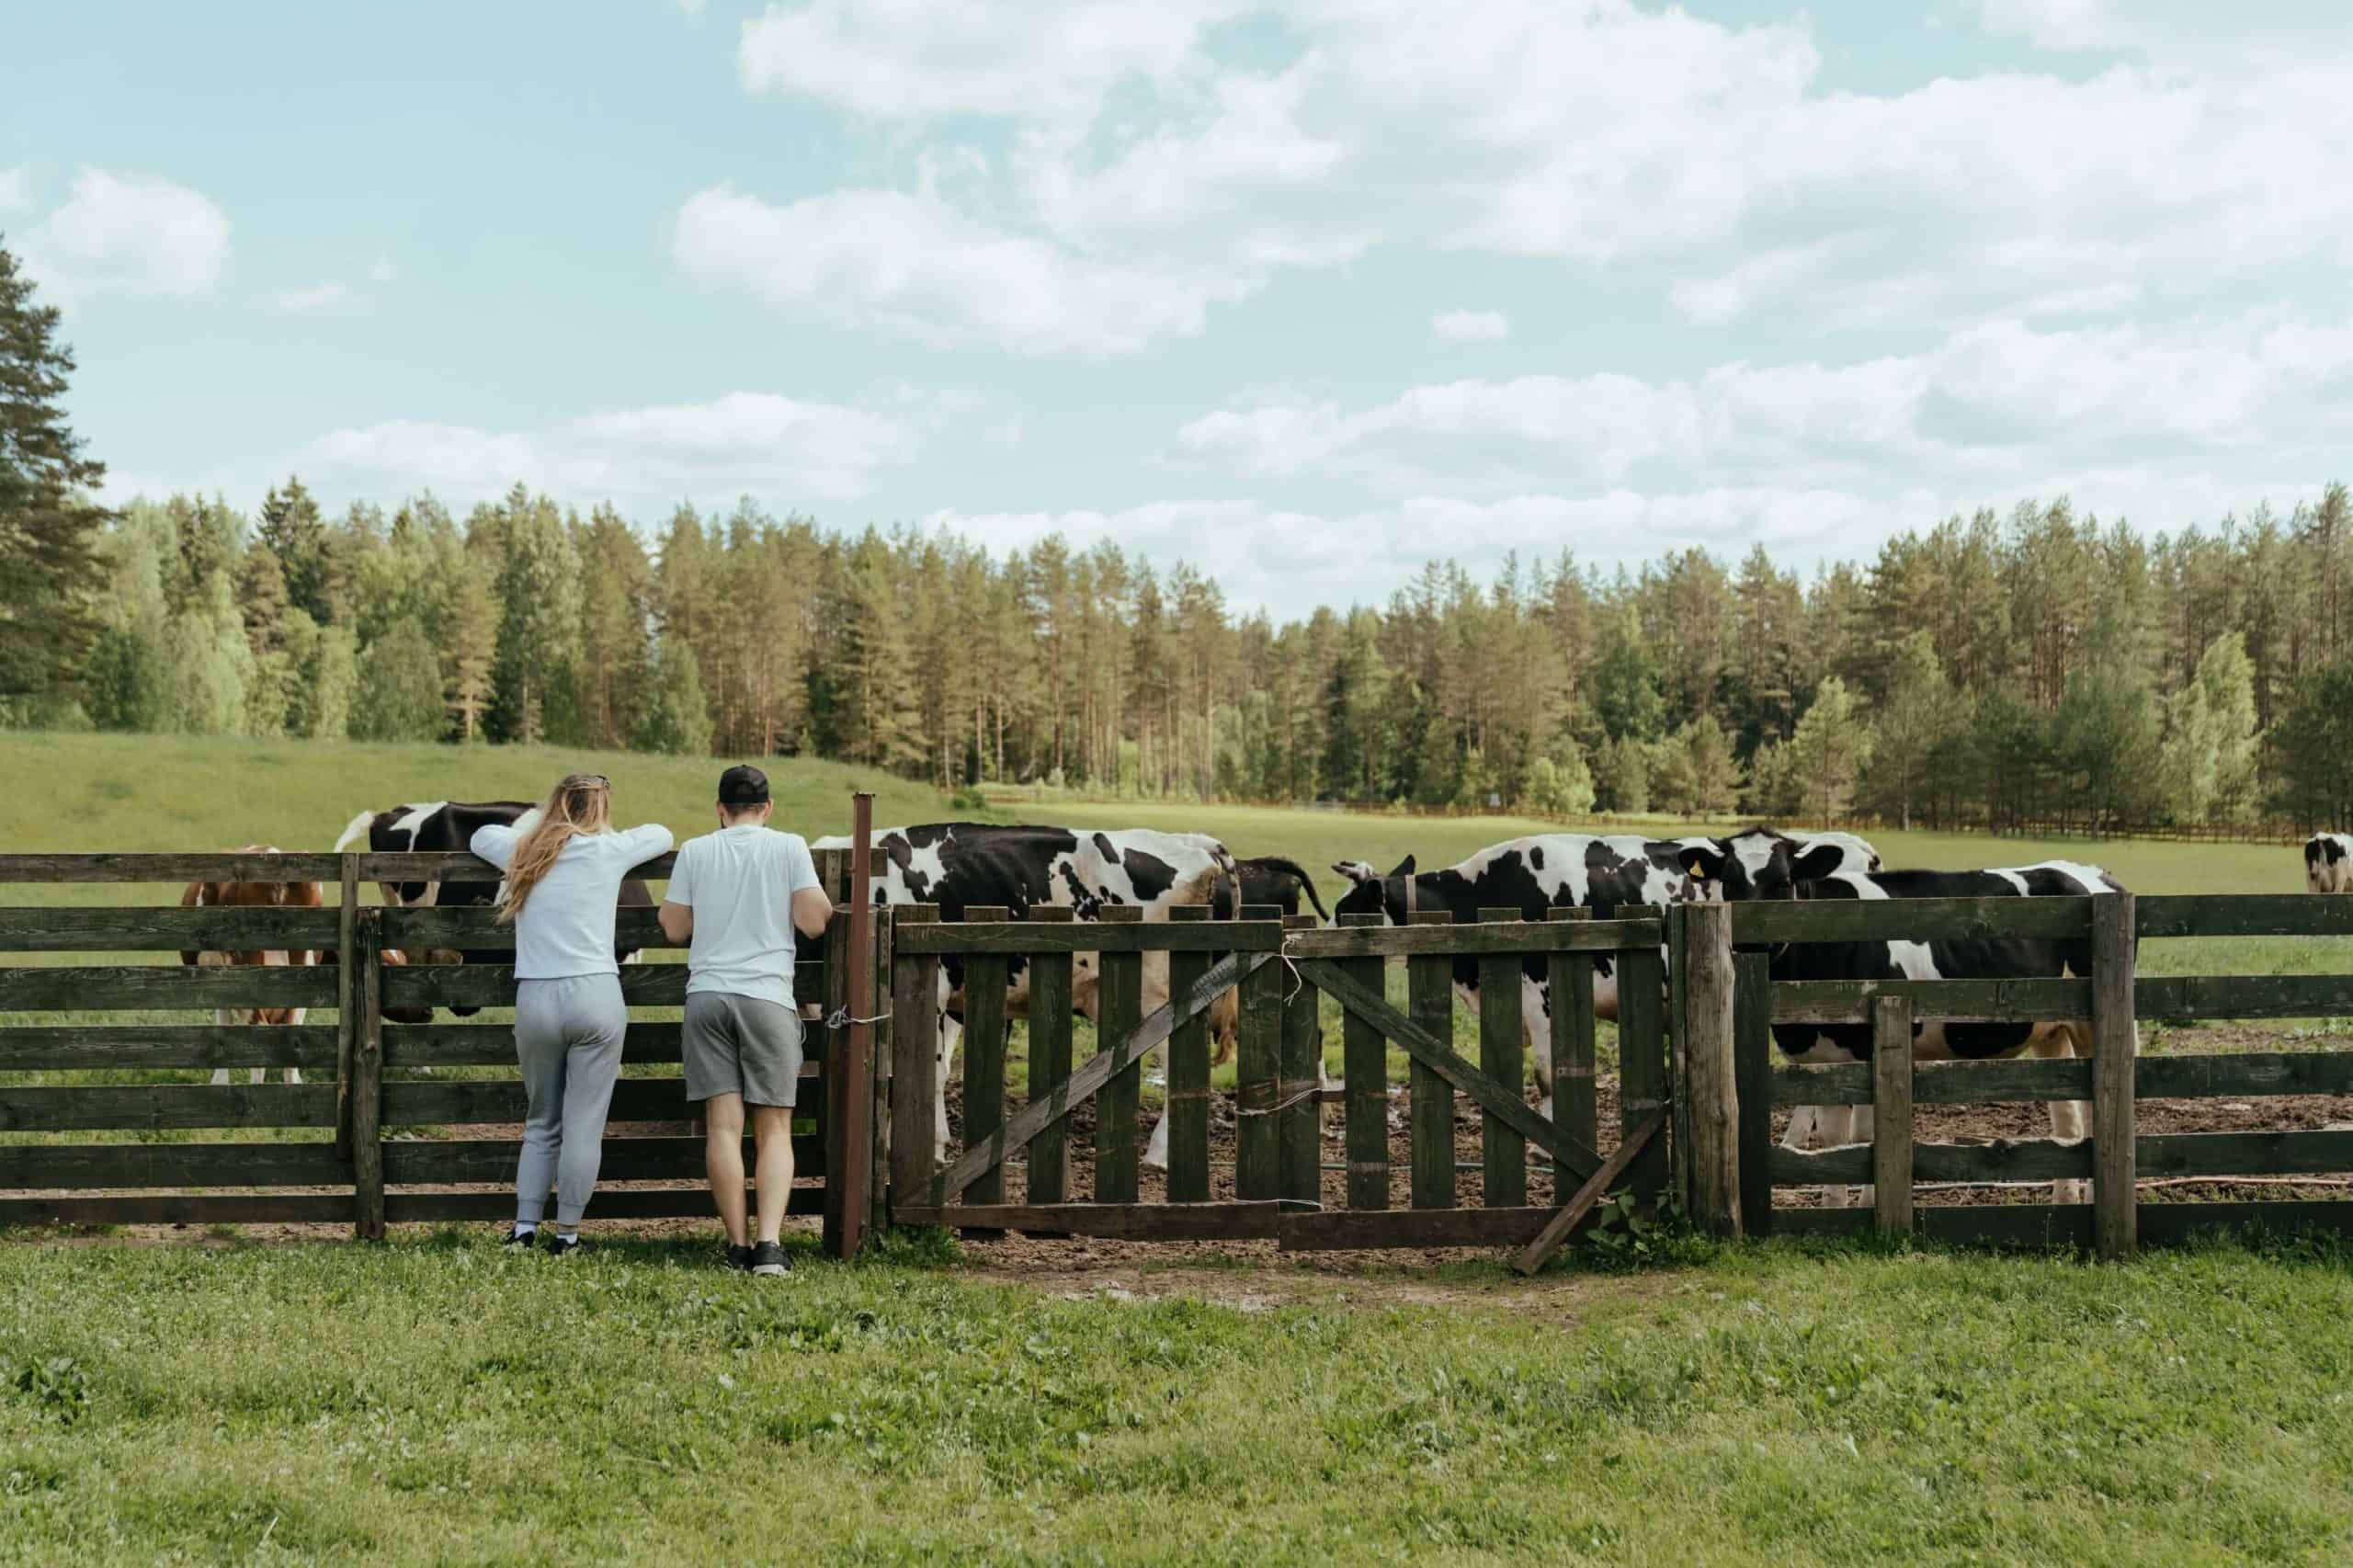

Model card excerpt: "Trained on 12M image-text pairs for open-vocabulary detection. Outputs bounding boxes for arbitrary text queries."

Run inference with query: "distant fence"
[0,847,887,1254]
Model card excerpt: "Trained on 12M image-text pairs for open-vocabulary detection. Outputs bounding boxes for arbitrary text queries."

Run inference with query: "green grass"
[4,1229,2352,1563]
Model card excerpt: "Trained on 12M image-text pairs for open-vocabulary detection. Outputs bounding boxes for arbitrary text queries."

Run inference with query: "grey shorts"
[682,992,803,1107]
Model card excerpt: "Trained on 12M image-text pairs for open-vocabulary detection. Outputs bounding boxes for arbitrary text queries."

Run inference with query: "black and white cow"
[335,801,658,1017]
[2305,834,2353,892]
[1329,827,1880,1115]
[1766,858,2132,1206]
[1233,856,1330,922]
[809,823,1239,1164]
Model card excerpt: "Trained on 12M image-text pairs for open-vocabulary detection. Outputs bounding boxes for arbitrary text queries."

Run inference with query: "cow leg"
[1524,974,1551,1119]
[283,1006,306,1085]
[1780,1104,1820,1153]
[2038,1024,2094,1206]
[1822,1103,1873,1210]
[934,1013,963,1164]
[211,1006,236,1086]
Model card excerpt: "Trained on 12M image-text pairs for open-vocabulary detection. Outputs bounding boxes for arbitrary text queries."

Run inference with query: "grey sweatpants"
[513,973,627,1226]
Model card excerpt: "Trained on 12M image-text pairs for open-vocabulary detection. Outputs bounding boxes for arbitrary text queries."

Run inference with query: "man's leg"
[704,1092,749,1247]
[750,1103,795,1244]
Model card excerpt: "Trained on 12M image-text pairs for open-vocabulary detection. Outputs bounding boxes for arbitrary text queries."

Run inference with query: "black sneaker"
[724,1243,755,1272]
[503,1226,539,1250]
[546,1232,583,1258]
[749,1241,790,1278]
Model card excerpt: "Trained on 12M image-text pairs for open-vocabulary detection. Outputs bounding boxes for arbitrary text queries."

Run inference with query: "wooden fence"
[1728,892,2353,1257]
[0,846,887,1255]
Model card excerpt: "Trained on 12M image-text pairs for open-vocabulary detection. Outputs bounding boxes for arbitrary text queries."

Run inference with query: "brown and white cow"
[180,846,325,1085]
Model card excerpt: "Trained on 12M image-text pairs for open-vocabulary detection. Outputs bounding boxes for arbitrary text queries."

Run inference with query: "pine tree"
[1789,676,1871,824]
[633,637,713,756]
[256,477,335,625]
[1860,632,1957,830]
[0,239,110,713]
[485,488,581,744]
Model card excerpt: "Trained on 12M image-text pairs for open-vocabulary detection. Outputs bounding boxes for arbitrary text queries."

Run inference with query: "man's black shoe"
[546,1232,583,1258]
[725,1243,756,1272]
[503,1226,539,1250]
[749,1241,790,1278]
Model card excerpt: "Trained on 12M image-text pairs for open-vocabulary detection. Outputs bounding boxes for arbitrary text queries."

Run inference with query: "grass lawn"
[4,1227,2352,1564]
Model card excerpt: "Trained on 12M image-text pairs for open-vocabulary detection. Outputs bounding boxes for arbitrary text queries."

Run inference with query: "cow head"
[2307,835,2347,893]
[1332,856,1415,925]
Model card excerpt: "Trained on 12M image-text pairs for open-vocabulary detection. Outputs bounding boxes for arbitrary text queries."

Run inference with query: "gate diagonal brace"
[1289,957,1602,1179]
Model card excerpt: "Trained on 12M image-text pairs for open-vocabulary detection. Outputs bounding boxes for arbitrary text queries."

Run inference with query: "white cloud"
[0,166,27,213]
[313,392,918,506]
[1175,311,2353,498]
[676,0,707,15]
[275,282,359,314]
[16,168,230,307]
[369,257,396,285]
[713,0,2353,347]
[1432,310,1507,342]
[673,183,1233,354]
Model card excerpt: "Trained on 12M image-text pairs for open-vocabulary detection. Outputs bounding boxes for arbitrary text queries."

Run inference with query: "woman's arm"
[620,824,675,866]
[470,823,519,869]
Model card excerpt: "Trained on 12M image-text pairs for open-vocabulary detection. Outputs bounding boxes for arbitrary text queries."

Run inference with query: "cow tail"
[333,811,378,854]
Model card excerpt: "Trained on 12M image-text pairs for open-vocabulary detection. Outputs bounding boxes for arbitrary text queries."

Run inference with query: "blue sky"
[6,1,2348,618]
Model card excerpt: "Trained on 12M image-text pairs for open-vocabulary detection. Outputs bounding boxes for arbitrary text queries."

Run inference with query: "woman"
[470,774,673,1256]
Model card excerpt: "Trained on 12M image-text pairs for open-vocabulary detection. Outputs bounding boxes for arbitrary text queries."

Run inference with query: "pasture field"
[5,1227,2353,1563]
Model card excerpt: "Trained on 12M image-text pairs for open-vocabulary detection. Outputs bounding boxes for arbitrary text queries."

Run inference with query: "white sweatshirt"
[469,822,675,981]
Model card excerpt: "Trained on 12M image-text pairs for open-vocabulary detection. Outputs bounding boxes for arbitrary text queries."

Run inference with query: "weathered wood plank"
[1283,920,1662,958]
[894,1201,1300,1241]
[1772,976,2088,1025]
[379,1078,754,1128]
[1278,1205,1568,1252]
[381,961,688,1008]
[1682,901,1740,1237]
[0,1193,358,1228]
[1873,994,1914,1234]
[0,964,339,1012]
[1772,1137,2093,1186]
[1027,910,1077,1207]
[2137,973,2353,1020]
[888,905,942,1218]
[0,905,345,951]
[927,948,1275,1200]
[1233,903,1284,1203]
[1547,908,1597,1160]
[1278,914,1323,1209]
[2138,1052,2353,1098]
[1478,908,1526,1208]
[375,905,675,949]
[381,1022,801,1070]
[899,921,1285,955]
[2138,1129,2353,1179]
[1616,915,1669,1200]
[335,854,358,1160]
[0,1025,340,1072]
[0,853,345,883]
[1406,912,1454,1210]
[0,1084,338,1131]
[2137,893,2353,939]
[1777,1050,2353,1106]
[1668,903,1691,1216]
[1093,909,1145,1205]
[0,1142,349,1189]
[1733,952,1774,1236]
[2093,891,2137,1261]
[1291,958,1600,1178]
[1339,914,1389,1212]
[1513,1113,1664,1275]
[356,851,675,883]
[386,1187,826,1225]
[960,915,1011,1211]
[381,1137,822,1185]
[353,937,385,1241]
[1733,896,2092,945]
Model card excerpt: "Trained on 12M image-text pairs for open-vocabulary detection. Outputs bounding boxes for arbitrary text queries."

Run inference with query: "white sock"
[512,1221,538,1236]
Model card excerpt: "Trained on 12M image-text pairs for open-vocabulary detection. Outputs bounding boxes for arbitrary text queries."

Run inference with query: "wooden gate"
[885,901,1674,1261]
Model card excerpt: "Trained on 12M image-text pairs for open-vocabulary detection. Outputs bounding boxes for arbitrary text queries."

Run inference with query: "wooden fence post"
[867,886,892,1230]
[1546,907,1596,1162]
[888,904,941,1218]
[1234,903,1284,1201]
[1406,909,1455,1210]
[1279,912,1323,1209]
[335,852,359,1162]
[836,790,877,1260]
[1026,907,1077,1206]
[1733,951,1774,1237]
[1668,903,1692,1215]
[352,910,385,1243]
[1478,907,1526,1207]
[1872,994,1913,1235]
[1680,900,1739,1238]
[1093,906,1144,1203]
[1339,913,1389,1211]
[957,907,1012,1218]
[2093,890,2138,1261]
[1616,908,1669,1202]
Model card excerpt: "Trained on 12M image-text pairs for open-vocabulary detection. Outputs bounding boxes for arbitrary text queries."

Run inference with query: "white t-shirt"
[470,822,675,981]
[664,824,821,1009]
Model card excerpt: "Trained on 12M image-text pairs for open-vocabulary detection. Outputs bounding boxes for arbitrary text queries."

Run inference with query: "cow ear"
[1333,860,1371,883]
[1390,855,1415,878]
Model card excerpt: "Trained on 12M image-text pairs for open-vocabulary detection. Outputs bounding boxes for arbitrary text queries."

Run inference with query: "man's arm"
[658,900,693,946]
[790,885,833,940]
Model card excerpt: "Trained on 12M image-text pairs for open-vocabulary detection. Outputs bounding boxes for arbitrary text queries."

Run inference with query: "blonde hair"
[495,774,612,923]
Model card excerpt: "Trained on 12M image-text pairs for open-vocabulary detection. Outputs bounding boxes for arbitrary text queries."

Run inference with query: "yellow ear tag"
[1688,860,1707,880]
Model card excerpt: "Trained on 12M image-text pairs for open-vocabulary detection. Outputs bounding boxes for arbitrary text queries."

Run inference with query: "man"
[657,766,833,1277]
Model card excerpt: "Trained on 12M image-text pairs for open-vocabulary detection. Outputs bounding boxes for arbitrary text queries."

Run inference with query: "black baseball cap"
[718,765,770,805]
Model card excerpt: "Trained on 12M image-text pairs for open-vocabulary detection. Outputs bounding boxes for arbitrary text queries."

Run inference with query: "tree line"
[6,238,2350,833]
